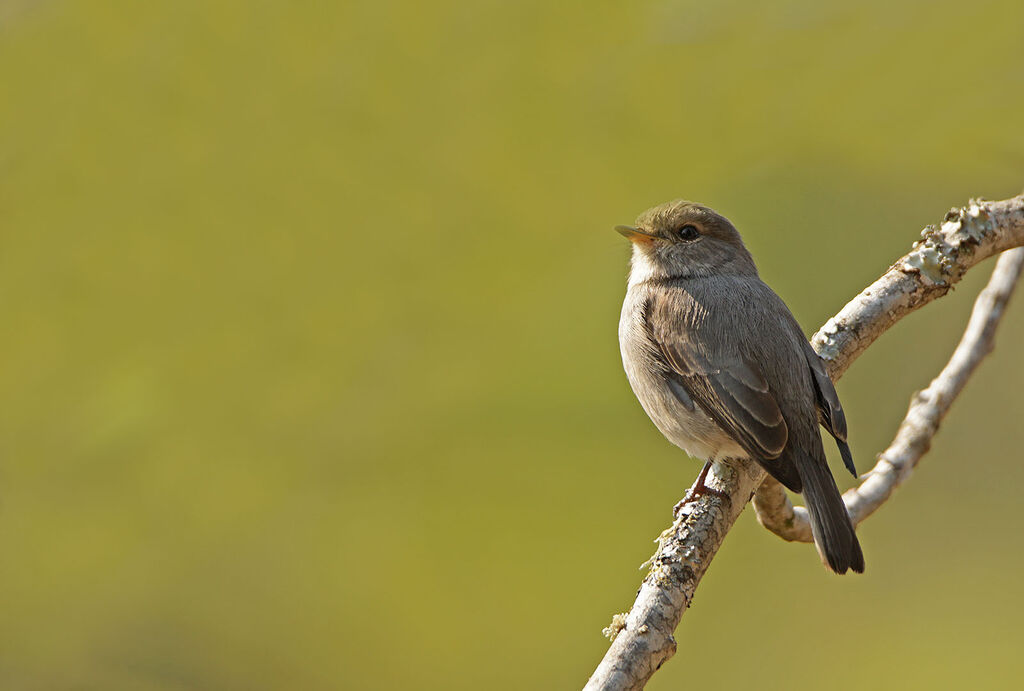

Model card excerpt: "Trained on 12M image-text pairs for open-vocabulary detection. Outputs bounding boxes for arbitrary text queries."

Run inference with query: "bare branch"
[754,246,1024,542]
[810,195,1024,381]
[584,194,1024,691]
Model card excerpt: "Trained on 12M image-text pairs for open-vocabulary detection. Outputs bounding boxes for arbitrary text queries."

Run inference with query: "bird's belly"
[631,371,744,462]
[619,301,746,462]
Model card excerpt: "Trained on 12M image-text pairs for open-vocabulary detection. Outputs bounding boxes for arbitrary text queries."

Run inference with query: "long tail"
[795,452,864,574]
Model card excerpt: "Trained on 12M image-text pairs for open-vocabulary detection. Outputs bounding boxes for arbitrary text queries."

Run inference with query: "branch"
[753,245,1024,541]
[584,194,1024,691]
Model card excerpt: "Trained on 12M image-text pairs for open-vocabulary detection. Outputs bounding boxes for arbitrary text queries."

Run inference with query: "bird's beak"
[615,225,658,243]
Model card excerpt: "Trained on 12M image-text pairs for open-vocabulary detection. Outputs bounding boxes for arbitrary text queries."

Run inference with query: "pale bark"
[584,194,1024,691]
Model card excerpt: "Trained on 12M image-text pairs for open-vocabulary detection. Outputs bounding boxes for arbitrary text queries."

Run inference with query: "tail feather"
[796,452,864,574]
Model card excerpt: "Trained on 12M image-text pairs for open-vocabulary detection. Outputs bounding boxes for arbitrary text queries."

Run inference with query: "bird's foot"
[673,461,731,518]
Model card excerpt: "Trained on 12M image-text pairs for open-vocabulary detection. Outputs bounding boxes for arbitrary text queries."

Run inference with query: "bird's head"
[617,200,757,283]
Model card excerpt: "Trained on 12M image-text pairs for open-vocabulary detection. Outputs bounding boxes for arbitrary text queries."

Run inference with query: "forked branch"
[753,246,1024,541]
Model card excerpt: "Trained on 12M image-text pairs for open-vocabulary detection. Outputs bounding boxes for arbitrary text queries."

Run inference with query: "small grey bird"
[617,200,864,574]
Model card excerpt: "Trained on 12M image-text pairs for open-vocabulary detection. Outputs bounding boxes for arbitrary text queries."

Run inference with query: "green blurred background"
[2,1,1023,689]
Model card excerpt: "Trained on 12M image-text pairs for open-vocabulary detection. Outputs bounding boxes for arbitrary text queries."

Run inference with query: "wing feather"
[649,306,789,462]
[800,340,857,477]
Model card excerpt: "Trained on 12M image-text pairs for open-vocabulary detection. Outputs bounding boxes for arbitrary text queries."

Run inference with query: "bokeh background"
[2,1,1023,689]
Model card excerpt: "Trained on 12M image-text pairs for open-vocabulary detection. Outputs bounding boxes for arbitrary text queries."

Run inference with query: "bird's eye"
[675,224,700,242]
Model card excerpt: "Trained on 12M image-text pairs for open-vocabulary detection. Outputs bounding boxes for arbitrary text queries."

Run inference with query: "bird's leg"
[673,460,731,517]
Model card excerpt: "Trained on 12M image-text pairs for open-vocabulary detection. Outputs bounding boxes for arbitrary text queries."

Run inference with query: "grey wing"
[800,339,857,477]
[646,300,802,492]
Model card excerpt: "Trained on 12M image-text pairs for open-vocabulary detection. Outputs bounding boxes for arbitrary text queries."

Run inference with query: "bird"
[616,199,864,574]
